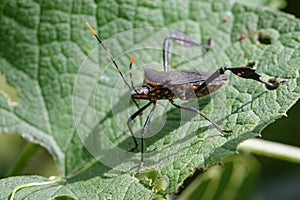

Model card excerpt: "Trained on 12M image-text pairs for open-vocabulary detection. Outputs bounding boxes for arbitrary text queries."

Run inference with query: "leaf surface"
[0,0,299,198]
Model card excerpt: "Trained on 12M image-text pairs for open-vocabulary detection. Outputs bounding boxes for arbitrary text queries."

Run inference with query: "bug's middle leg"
[163,30,214,72]
[169,99,232,133]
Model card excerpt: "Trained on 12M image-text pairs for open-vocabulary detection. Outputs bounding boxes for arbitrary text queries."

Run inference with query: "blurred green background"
[257,2,300,199]
[0,0,299,199]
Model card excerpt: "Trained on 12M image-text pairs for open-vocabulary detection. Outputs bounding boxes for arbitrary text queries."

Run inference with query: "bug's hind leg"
[197,66,286,92]
[163,30,214,71]
[223,66,286,90]
[169,99,232,134]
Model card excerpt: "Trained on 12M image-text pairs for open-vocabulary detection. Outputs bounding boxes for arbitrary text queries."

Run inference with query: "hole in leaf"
[52,195,77,200]
[265,77,287,90]
[255,32,273,45]
[133,168,169,194]
[0,71,19,106]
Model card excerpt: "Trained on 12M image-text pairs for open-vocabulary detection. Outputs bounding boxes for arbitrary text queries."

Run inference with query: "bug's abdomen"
[194,77,227,97]
[168,79,227,100]
[168,83,197,100]
[148,86,175,100]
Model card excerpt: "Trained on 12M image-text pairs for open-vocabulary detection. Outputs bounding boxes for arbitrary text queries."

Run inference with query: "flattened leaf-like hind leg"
[224,66,286,90]
[163,30,214,71]
[199,66,286,91]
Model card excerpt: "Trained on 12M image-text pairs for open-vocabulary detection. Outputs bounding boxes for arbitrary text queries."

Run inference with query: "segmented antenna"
[86,22,133,91]
[86,23,141,109]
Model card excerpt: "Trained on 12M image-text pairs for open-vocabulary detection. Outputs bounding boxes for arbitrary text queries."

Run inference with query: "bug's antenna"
[86,22,133,91]
[129,56,140,93]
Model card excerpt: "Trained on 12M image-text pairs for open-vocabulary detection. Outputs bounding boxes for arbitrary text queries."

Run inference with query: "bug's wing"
[165,70,227,100]
[143,68,170,85]
[143,68,228,100]
[168,70,227,85]
[143,68,227,88]
[143,69,204,85]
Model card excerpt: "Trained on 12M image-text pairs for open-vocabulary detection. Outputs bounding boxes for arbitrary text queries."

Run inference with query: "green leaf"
[1,0,300,199]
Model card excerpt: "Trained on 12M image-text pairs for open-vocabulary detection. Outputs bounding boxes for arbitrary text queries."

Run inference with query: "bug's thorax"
[131,84,175,101]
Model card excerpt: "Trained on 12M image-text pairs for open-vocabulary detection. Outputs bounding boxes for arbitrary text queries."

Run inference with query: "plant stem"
[237,138,300,164]
[7,143,40,176]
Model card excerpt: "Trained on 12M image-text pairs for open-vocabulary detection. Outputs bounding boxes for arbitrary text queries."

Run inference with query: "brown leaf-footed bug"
[86,23,285,171]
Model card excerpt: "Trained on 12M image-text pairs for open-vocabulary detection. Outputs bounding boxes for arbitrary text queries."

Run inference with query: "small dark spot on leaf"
[255,32,273,45]
[222,17,228,23]
[238,32,251,41]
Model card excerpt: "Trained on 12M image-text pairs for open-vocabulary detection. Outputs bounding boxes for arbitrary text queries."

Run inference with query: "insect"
[86,23,284,171]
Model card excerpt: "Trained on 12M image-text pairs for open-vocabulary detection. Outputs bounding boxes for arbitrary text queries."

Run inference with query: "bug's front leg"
[127,102,152,152]
[163,30,213,72]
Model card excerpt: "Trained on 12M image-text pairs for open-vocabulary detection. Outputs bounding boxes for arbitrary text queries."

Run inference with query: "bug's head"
[131,87,150,99]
